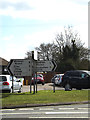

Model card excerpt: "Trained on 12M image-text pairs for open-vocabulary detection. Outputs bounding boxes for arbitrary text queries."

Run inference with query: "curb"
[2,101,89,109]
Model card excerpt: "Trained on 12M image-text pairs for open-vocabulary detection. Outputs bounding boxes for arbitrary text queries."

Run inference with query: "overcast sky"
[0,0,89,61]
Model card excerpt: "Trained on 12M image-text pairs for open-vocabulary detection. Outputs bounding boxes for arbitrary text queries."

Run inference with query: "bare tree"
[35,43,58,60]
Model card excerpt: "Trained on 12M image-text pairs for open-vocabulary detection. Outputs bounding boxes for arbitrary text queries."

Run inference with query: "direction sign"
[35,60,57,72]
[7,59,32,76]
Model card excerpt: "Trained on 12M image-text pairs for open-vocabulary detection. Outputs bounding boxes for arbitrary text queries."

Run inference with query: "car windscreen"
[37,74,43,77]
[86,71,90,75]
[0,76,7,82]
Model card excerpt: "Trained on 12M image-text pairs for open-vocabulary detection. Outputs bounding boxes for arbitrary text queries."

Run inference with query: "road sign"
[35,60,57,72]
[7,59,32,76]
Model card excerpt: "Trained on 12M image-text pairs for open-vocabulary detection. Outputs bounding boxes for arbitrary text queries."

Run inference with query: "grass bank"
[1,90,89,107]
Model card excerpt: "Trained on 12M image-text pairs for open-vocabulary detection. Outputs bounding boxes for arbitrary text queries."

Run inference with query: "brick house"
[0,57,9,75]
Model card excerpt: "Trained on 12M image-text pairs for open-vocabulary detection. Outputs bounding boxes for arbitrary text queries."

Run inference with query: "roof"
[0,57,8,66]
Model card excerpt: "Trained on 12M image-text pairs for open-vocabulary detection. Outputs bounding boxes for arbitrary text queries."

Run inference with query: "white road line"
[19,108,34,111]
[0,109,15,111]
[58,108,89,110]
[59,108,74,110]
[39,108,54,110]
[46,112,89,114]
[78,108,89,110]
[1,111,89,115]
[1,112,45,115]
[29,117,89,118]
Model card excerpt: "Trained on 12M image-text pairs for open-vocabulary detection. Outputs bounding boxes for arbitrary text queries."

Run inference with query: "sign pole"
[36,72,37,93]
[12,76,14,93]
[53,82,55,93]
[33,71,35,94]
[30,76,32,93]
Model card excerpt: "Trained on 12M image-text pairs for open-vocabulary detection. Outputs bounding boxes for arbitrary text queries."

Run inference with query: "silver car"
[0,75,22,93]
[54,74,64,86]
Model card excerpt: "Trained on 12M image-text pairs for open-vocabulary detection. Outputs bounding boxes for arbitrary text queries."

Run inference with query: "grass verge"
[1,90,89,107]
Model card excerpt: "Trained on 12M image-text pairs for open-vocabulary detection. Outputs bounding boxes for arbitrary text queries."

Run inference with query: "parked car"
[31,74,44,85]
[54,74,64,86]
[0,75,22,93]
[51,75,58,83]
[61,70,90,91]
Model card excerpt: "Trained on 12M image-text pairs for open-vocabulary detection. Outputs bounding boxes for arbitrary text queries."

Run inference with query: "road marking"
[29,116,89,118]
[1,111,89,115]
[0,109,15,111]
[1,112,45,115]
[39,108,54,110]
[19,108,34,111]
[59,108,74,110]
[78,108,89,110]
[58,108,89,110]
[46,111,89,114]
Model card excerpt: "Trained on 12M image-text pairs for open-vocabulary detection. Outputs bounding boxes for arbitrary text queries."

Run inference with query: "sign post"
[36,72,37,93]
[7,59,32,77]
[7,57,57,94]
[30,76,32,93]
[12,76,14,93]
[7,59,33,94]
[35,60,57,72]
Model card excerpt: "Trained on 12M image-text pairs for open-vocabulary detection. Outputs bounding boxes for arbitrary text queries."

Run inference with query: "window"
[81,72,89,78]
[0,76,7,81]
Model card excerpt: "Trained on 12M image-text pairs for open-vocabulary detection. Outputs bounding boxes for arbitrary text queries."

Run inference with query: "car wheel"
[42,82,44,85]
[65,83,72,91]
[18,86,22,93]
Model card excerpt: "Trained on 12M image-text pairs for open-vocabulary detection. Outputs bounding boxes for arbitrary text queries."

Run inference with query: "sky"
[0,0,89,61]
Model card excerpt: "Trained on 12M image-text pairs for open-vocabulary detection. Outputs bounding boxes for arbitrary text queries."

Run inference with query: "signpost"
[7,59,33,93]
[7,59,32,76]
[35,60,57,72]
[7,57,57,94]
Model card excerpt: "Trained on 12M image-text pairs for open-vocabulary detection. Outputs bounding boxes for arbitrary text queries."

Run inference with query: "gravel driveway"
[22,83,64,93]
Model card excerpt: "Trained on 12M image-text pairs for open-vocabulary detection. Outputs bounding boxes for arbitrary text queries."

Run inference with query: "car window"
[81,72,89,78]
[10,76,16,81]
[65,72,74,77]
[39,75,43,77]
[0,76,7,81]
[65,72,71,76]
[65,71,80,77]
[73,72,80,77]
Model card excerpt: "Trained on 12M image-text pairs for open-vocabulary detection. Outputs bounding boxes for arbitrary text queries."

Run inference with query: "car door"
[69,72,81,88]
[10,76,19,91]
[80,72,89,88]
[14,77,20,90]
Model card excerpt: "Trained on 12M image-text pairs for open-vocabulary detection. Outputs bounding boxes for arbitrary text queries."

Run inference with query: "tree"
[35,43,58,60]
[25,26,88,72]
[55,26,88,72]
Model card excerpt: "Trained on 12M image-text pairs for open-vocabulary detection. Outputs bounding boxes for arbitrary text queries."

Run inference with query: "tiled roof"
[0,57,8,66]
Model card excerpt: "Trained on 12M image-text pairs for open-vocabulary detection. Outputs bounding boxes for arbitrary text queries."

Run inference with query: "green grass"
[1,90,89,107]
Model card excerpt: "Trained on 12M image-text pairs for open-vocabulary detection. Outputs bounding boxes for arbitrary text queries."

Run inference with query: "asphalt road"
[22,83,64,93]
[1,104,89,119]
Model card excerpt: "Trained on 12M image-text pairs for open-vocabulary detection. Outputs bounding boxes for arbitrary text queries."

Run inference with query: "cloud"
[0,1,32,10]
[3,35,14,41]
[74,24,88,47]
[0,0,88,60]
[0,0,88,22]
[0,23,88,61]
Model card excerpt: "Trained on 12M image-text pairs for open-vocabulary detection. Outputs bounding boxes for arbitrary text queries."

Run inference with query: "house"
[0,57,9,75]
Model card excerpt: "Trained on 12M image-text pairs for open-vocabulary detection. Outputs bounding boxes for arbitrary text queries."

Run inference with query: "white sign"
[35,60,57,72]
[7,59,32,76]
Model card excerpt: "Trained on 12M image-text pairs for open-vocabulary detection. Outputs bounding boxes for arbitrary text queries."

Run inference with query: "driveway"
[22,83,64,93]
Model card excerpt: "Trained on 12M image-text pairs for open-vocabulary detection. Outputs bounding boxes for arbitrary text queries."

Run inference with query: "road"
[1,104,89,119]
[22,83,64,93]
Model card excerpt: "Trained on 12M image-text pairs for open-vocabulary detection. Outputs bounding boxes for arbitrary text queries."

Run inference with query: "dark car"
[61,70,90,91]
